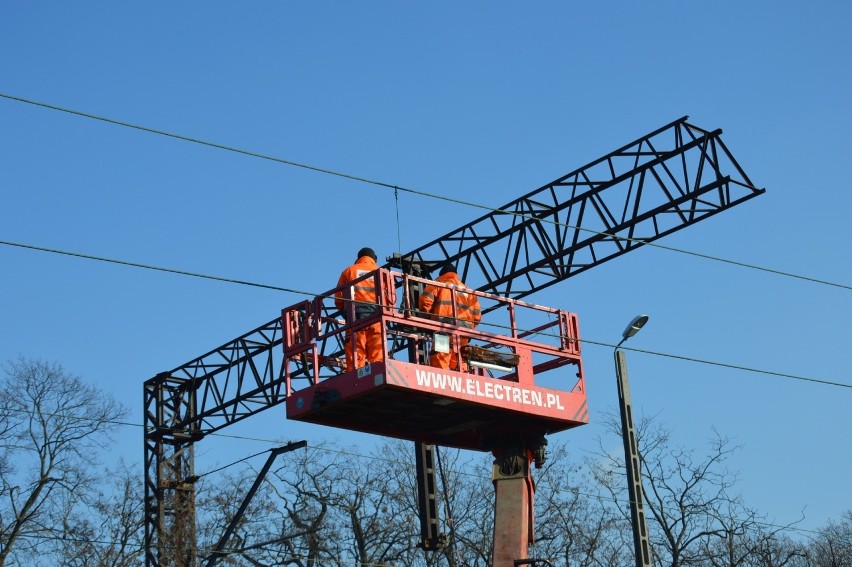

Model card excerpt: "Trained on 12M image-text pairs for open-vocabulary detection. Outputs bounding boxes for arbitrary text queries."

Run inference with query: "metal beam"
[393,117,764,300]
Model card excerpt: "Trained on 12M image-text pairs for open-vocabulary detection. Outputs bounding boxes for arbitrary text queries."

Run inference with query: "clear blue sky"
[2,1,850,536]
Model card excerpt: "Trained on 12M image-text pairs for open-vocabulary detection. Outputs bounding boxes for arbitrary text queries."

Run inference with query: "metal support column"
[491,449,534,567]
[144,373,201,567]
[415,442,446,551]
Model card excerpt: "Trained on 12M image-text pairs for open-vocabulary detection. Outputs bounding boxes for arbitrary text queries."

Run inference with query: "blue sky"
[1,1,850,538]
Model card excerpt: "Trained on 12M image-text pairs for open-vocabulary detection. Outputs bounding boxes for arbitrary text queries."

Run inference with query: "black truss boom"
[143,117,764,566]
[144,317,285,437]
[395,116,764,298]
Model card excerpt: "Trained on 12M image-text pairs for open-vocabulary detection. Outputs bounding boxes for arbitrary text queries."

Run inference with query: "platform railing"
[282,269,583,396]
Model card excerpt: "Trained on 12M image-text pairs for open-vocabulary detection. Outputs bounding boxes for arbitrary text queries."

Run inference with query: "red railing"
[282,269,583,396]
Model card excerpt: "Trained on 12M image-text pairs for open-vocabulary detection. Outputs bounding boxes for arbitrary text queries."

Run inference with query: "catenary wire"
[0,239,309,295]
[195,446,291,479]
[1,92,849,292]
[477,319,852,390]
[1,238,848,389]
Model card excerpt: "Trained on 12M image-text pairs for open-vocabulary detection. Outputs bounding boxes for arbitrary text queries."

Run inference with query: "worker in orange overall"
[335,247,385,372]
[418,264,482,371]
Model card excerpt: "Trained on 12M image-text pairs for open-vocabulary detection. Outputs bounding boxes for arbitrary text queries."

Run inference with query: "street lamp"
[614,314,652,567]
[619,314,649,346]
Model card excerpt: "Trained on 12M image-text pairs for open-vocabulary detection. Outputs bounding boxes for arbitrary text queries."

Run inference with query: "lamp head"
[622,314,649,341]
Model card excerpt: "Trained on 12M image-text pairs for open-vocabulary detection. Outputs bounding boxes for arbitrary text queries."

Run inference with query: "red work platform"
[282,269,587,452]
[286,358,587,451]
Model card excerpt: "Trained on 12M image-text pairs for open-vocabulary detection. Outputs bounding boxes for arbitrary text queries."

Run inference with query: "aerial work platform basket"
[282,269,587,451]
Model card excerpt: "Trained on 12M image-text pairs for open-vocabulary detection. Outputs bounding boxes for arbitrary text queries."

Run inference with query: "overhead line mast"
[143,117,764,567]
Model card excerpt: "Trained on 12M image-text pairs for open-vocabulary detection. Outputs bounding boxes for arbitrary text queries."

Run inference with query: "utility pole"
[615,315,652,567]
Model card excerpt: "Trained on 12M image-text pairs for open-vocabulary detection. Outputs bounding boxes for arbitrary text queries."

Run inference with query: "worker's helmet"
[357,247,377,261]
[440,264,456,275]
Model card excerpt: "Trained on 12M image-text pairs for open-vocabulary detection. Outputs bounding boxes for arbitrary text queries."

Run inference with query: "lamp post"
[615,315,652,567]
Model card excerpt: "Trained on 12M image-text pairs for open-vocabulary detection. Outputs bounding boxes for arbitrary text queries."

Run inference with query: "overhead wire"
[195,446,290,479]
[1,92,849,292]
[0,239,309,295]
[2,92,848,533]
[476,318,852,390]
[394,186,403,262]
[602,342,852,390]
[0,238,848,389]
[8,386,852,542]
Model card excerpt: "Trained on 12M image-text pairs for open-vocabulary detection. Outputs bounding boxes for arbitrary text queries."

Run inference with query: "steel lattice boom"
[143,117,764,566]
[395,116,764,297]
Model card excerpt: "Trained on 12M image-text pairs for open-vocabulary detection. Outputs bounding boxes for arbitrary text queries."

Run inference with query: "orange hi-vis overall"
[335,256,384,372]
[418,271,482,371]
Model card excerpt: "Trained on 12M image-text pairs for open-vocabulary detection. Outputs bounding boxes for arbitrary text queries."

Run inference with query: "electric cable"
[0,93,393,191]
[2,92,849,292]
[0,239,309,296]
[475,319,852,390]
[196,447,277,479]
[0,238,847,389]
[598,341,852,390]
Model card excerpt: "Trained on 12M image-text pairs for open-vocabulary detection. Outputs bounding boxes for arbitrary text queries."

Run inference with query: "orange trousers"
[429,337,470,372]
[344,321,384,372]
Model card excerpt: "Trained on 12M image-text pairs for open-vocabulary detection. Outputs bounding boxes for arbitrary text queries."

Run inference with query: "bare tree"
[745,531,809,567]
[432,446,494,567]
[334,457,412,566]
[257,439,499,567]
[186,441,413,567]
[266,442,351,566]
[195,468,285,566]
[0,357,126,567]
[47,461,145,566]
[378,439,496,567]
[809,510,852,567]
[699,499,807,567]
[592,412,746,567]
[535,443,630,566]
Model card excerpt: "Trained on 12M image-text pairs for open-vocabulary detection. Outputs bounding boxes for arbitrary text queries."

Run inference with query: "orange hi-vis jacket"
[418,271,482,329]
[335,256,380,318]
